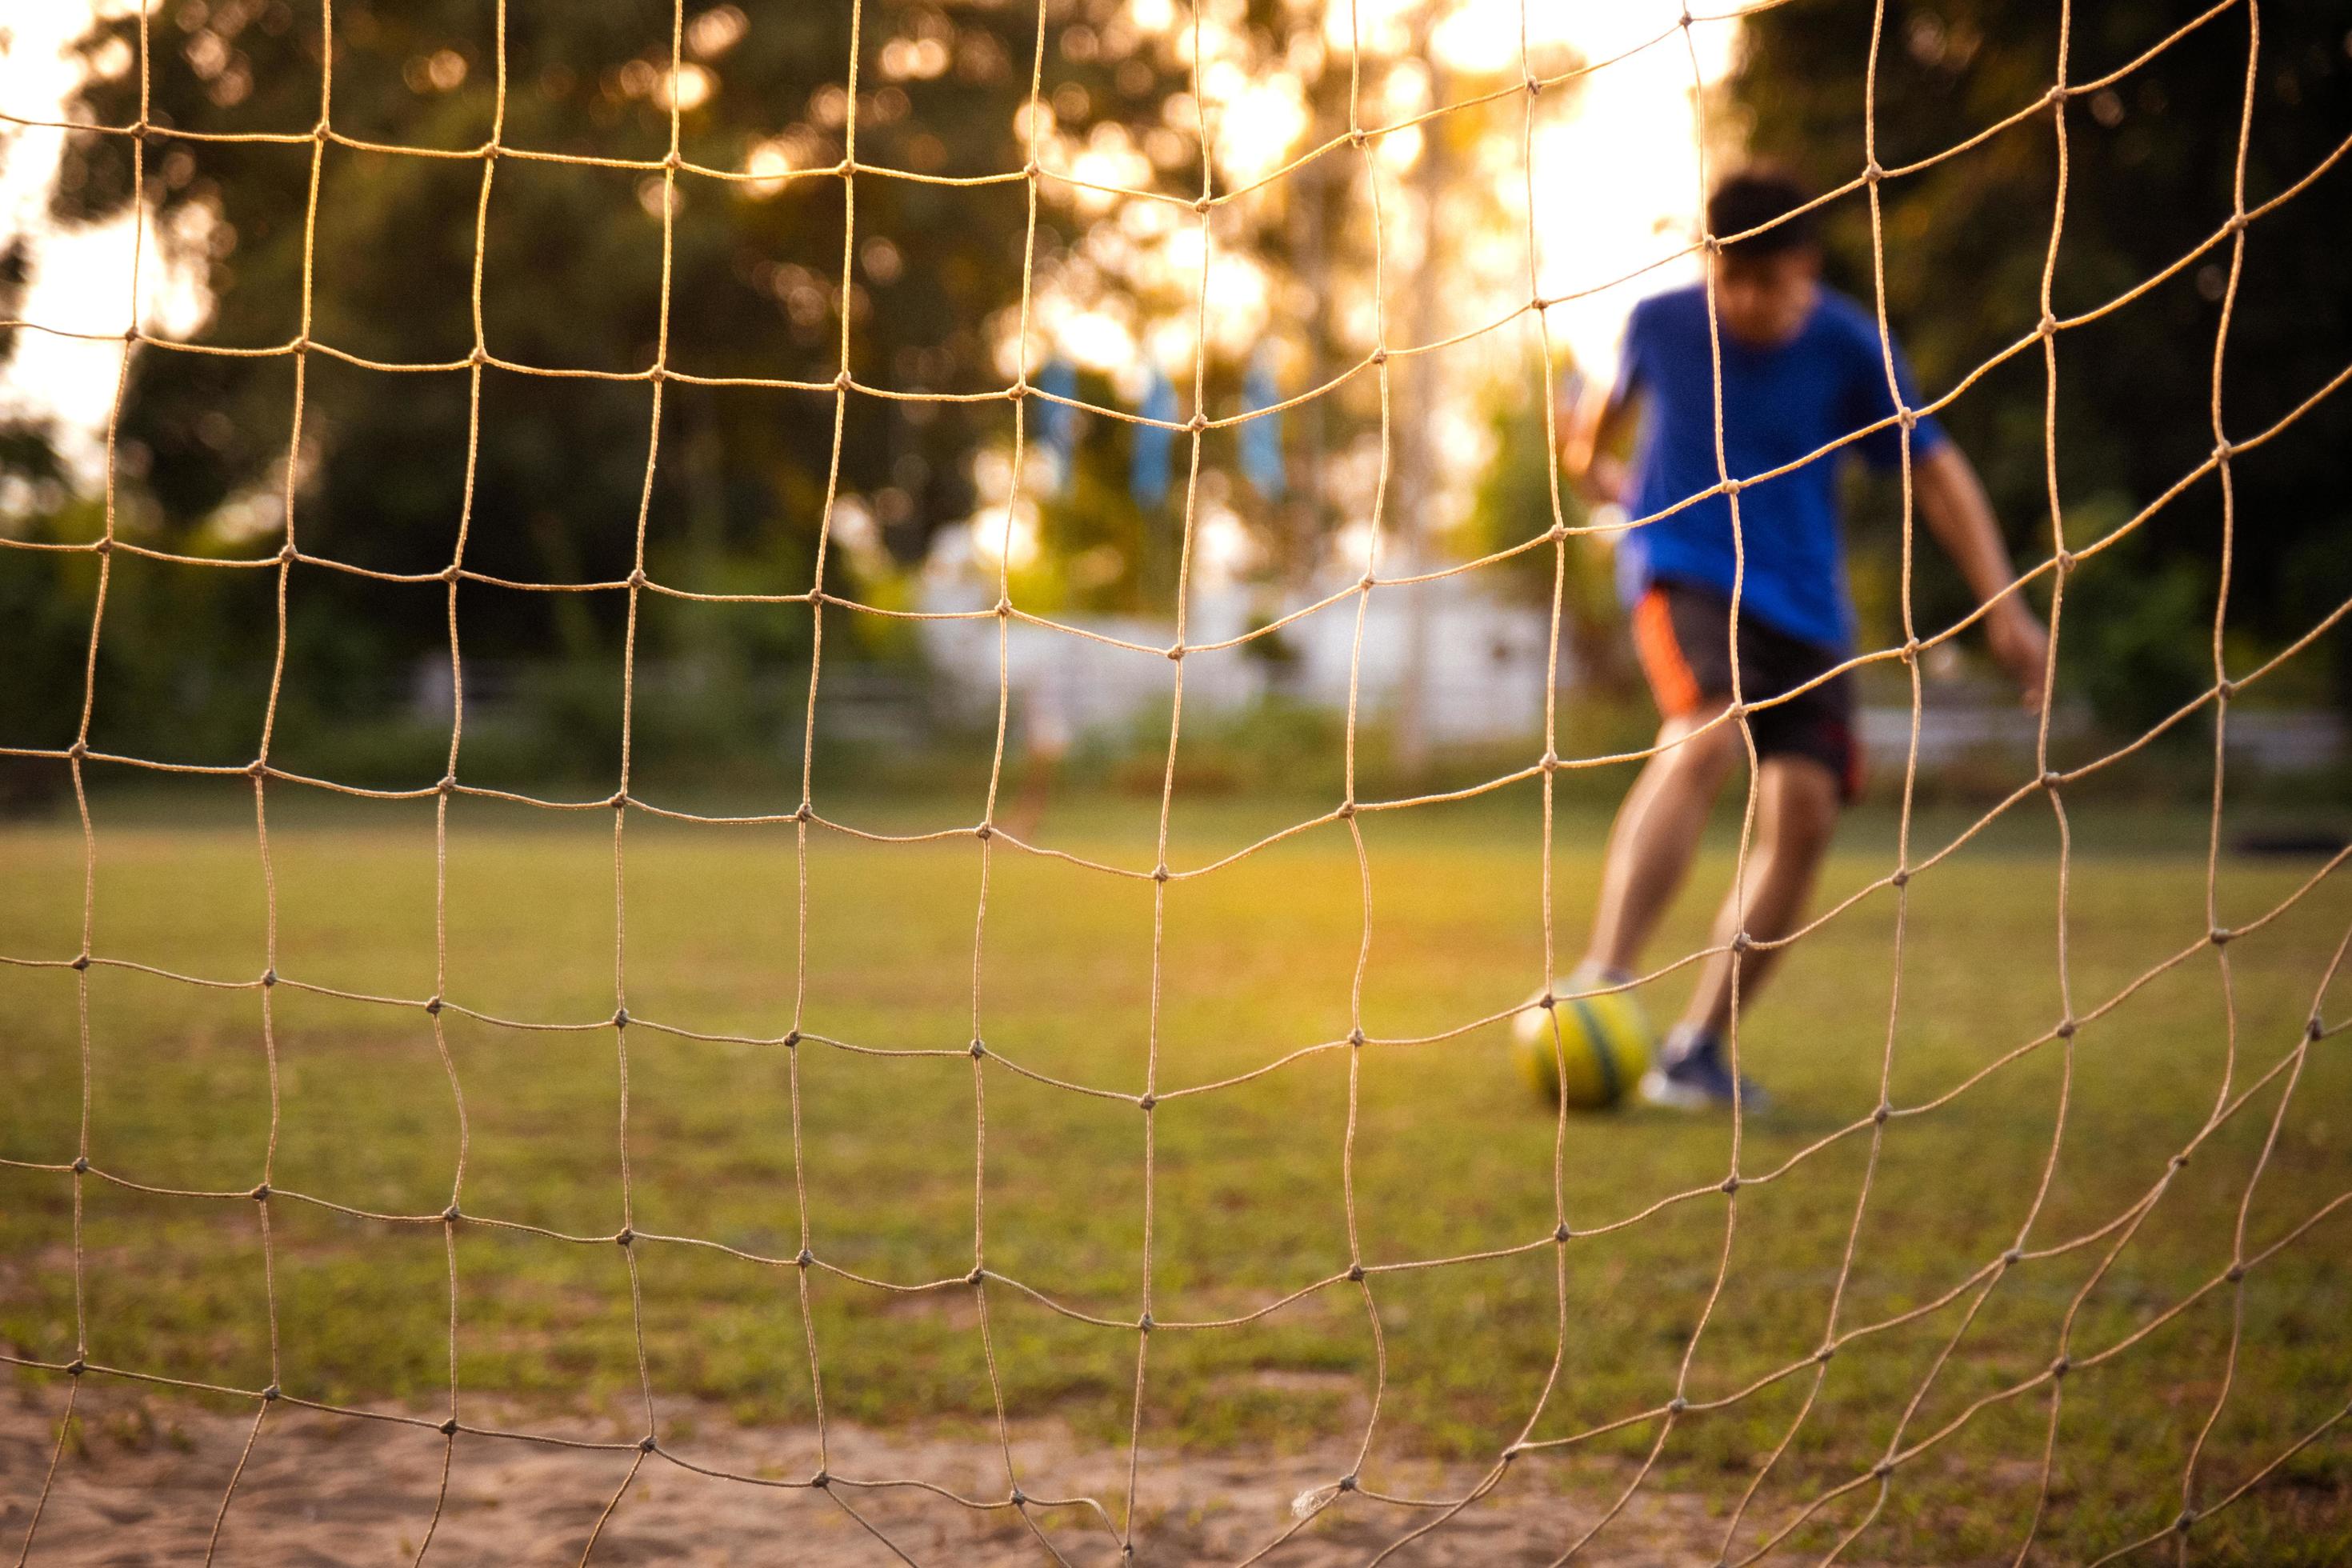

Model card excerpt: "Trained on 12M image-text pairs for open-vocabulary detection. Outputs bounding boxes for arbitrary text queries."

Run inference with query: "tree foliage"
[1730,0,2352,715]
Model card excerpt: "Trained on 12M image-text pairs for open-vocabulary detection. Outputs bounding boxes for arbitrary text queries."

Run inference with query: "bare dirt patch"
[0,1377,1764,1565]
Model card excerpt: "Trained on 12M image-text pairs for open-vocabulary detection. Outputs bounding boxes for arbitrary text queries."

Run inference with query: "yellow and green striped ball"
[1510,982,1654,1110]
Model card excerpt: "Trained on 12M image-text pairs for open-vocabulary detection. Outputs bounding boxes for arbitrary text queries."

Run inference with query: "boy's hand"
[1986,601,2050,711]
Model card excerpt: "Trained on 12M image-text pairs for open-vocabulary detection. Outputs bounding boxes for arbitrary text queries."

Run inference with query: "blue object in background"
[1034,358,1078,492]
[1130,368,1178,509]
[1239,351,1286,502]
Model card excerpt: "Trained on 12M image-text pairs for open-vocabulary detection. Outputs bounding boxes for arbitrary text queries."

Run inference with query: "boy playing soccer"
[1562,169,2050,1110]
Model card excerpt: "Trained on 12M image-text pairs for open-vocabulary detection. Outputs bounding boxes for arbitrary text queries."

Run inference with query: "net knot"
[245,758,268,779]
[1862,158,1885,184]
[1540,751,1560,773]
[438,774,458,796]
[1523,72,1543,98]
[612,1006,630,1028]
[1874,1100,1893,1125]
[834,370,853,392]
[2225,1262,2246,1283]
[2169,1152,2190,1170]
[1338,1473,1358,1492]
[1186,411,1209,434]
[2174,1508,2198,1534]
[974,822,994,841]
[2223,211,2247,235]
[2045,83,2070,107]
[1022,158,1041,180]
[796,1247,814,1269]
[638,1432,658,1451]
[66,1358,86,1377]
[966,1265,985,1286]
[425,994,444,1016]
[1336,800,1356,820]
[311,117,330,141]
[2049,1354,2071,1378]
[1009,1486,1028,1506]
[1871,1459,1894,1480]
[1358,572,1378,592]
[1137,1313,1155,1334]
[1347,128,1368,150]
[2054,1017,2077,1039]
[1348,1027,1367,1048]
[1152,862,1170,883]
[783,1030,801,1049]
[1546,521,1569,544]
[1346,1262,1365,1282]
[1722,477,1745,498]
[1720,1174,1741,1194]
[2309,1017,2326,1042]
[289,336,311,358]
[88,538,111,558]
[1368,346,1388,366]
[1730,930,1754,954]
[1667,1396,1689,1414]
[439,1416,459,1436]
[2215,678,2237,701]
[72,1155,90,1174]
[1137,1092,1155,1110]
[2041,770,2063,791]
[1896,406,1917,431]
[442,1203,461,1223]
[994,597,1013,618]
[260,967,278,988]
[2211,438,2235,463]
[1554,1221,1572,1243]
[468,346,487,366]
[439,562,462,583]
[608,790,630,810]
[793,802,813,823]
[2037,312,2058,339]
[2209,926,2233,946]
[262,1382,281,1402]
[614,1226,634,1246]
[1814,1344,1836,1364]
[275,541,297,566]
[969,1038,986,1058]
[810,1469,830,1489]
[251,1182,271,1202]
[70,953,91,971]
[1190,194,1211,215]
[2054,549,2077,574]
[627,566,648,588]
[1165,642,1185,662]
[2002,1246,2023,1266]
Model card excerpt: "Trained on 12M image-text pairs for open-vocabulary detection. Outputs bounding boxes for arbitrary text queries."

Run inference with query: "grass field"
[3,782,2350,1563]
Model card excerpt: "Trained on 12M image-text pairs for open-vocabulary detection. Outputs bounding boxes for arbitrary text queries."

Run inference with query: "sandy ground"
[0,1378,1756,1566]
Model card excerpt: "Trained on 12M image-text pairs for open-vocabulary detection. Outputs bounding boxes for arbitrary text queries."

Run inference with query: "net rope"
[2,0,2350,1562]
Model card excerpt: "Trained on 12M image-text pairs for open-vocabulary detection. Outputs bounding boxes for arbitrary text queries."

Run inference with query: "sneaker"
[1639,1038,1770,1113]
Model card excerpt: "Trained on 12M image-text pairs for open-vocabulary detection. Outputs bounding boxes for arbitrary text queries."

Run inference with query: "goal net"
[2,0,2350,1562]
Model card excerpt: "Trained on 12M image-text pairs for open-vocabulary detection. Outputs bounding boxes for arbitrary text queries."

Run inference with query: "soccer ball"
[1510,981,1654,1110]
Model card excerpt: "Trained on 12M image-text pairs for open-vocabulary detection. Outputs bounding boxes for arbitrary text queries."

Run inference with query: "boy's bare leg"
[1675,754,1841,1040]
[1582,709,1742,980]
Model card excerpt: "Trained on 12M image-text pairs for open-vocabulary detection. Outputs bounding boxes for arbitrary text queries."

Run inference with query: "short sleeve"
[1612,297,1654,406]
[1848,318,1948,470]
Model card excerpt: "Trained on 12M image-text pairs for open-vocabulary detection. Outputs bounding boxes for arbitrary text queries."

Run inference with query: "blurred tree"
[1731,0,2352,721]
[26,0,1202,714]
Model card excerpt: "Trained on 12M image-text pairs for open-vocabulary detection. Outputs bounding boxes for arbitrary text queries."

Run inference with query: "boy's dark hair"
[1707,169,1818,258]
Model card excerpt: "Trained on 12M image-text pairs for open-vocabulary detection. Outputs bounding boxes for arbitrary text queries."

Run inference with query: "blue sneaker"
[1639,1031,1770,1113]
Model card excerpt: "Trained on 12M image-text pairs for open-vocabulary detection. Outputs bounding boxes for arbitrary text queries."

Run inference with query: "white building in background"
[916,523,1565,752]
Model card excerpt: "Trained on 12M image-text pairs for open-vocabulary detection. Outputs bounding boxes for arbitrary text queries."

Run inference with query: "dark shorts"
[1630,578,1862,801]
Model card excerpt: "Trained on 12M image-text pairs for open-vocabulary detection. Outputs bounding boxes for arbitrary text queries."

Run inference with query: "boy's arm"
[1561,376,1641,507]
[1913,442,2051,710]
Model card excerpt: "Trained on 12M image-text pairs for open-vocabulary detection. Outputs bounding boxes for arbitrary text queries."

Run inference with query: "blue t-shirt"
[1612,282,1946,654]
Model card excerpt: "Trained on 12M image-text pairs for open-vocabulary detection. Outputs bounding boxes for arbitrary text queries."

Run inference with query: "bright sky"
[0,0,1734,481]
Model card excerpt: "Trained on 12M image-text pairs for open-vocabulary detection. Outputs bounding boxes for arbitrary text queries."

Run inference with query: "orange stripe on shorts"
[1633,588,1703,717]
